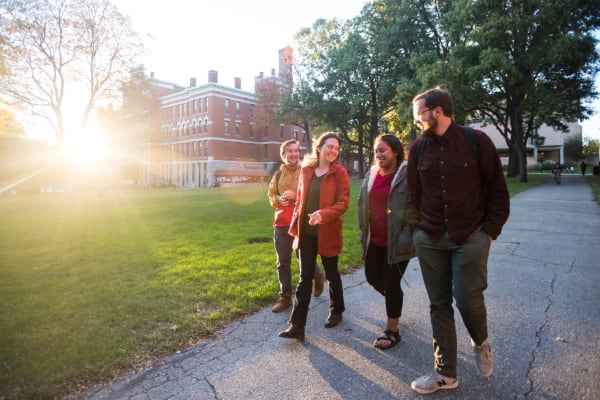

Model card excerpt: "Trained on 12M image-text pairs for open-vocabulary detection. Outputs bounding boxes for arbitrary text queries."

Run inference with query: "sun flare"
[63,130,108,166]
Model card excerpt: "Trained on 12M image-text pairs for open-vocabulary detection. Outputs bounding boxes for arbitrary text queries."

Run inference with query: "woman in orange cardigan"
[278,132,350,341]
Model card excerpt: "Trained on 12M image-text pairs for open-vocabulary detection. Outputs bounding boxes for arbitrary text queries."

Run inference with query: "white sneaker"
[473,339,494,377]
[411,371,458,394]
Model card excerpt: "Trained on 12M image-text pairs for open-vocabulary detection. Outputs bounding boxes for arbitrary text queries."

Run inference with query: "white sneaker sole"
[411,379,458,394]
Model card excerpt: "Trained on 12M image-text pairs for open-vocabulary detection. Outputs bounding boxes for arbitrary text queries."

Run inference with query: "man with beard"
[406,87,510,394]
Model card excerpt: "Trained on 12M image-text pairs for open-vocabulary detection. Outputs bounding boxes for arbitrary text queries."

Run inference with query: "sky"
[112,0,370,92]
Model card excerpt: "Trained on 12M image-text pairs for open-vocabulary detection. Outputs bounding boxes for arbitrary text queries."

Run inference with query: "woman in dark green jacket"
[358,134,415,350]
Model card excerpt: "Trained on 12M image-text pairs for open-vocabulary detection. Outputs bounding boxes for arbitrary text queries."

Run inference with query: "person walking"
[358,134,415,350]
[581,160,587,176]
[407,87,510,394]
[268,140,325,313]
[278,132,350,341]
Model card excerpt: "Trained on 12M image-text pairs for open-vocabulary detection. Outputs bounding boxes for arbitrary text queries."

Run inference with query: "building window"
[250,123,254,138]
[301,131,306,144]
[224,119,230,135]
[279,124,284,139]
[263,144,268,160]
[293,130,298,139]
[204,118,209,133]
[225,99,230,114]
[263,125,269,138]
[236,121,241,136]
[205,97,209,113]
[236,101,241,115]
[250,104,255,117]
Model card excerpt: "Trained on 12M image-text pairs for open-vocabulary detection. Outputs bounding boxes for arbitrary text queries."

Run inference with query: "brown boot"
[312,271,326,297]
[271,297,292,313]
[278,324,305,341]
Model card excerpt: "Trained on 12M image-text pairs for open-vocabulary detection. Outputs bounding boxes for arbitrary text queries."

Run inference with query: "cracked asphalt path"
[75,174,600,400]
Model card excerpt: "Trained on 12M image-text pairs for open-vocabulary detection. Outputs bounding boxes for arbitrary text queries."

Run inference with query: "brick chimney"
[234,77,241,89]
[208,70,218,83]
[190,77,196,87]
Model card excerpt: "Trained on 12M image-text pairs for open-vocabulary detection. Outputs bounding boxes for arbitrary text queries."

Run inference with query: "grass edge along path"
[0,173,576,399]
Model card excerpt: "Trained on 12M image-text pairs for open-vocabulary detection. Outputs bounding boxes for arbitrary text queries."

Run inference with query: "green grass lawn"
[585,174,600,204]
[0,172,583,398]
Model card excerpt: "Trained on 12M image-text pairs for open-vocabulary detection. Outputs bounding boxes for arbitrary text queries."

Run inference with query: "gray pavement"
[77,174,600,400]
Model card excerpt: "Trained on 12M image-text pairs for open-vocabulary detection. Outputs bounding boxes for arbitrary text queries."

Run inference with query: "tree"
[0,0,143,142]
[0,107,26,137]
[583,138,600,161]
[73,0,143,130]
[291,2,419,178]
[564,133,584,161]
[103,65,160,145]
[407,0,600,182]
[0,0,76,141]
[254,77,284,142]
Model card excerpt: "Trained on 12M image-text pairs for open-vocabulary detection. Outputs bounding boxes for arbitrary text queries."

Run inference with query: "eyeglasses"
[415,108,431,117]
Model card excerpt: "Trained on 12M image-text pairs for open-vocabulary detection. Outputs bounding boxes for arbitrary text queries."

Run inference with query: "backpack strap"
[274,169,283,194]
[463,126,480,165]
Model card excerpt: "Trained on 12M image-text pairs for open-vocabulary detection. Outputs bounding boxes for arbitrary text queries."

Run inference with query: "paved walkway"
[76,174,600,400]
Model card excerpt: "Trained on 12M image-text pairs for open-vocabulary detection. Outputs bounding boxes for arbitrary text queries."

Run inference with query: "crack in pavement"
[524,259,576,398]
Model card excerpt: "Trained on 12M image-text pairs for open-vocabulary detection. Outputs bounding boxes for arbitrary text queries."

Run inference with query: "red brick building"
[141,46,308,188]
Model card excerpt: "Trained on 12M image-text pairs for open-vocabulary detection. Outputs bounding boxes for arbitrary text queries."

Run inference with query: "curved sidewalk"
[77,174,600,400]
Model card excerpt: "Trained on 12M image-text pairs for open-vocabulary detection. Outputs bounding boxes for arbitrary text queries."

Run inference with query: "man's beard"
[420,117,438,138]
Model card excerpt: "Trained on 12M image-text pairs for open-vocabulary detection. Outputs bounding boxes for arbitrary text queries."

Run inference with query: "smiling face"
[282,143,300,166]
[374,139,398,172]
[318,137,340,165]
[413,99,439,137]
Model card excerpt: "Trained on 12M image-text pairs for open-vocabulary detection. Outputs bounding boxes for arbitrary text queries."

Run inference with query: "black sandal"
[374,330,400,350]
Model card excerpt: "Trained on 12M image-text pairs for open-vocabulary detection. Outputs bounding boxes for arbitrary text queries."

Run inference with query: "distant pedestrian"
[267,140,325,314]
[581,160,587,176]
[278,132,350,341]
[407,87,510,394]
[358,134,415,350]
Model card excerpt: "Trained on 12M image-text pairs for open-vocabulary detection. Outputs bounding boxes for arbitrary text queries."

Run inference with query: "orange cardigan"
[289,162,350,257]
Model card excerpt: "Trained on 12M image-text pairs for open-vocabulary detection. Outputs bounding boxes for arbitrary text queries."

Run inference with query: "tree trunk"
[517,140,528,182]
[507,146,518,177]
[357,125,365,179]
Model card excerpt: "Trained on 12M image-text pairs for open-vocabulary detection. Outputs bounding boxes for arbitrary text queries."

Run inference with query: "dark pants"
[289,234,345,327]
[274,226,295,298]
[413,228,491,378]
[274,226,322,299]
[364,242,409,319]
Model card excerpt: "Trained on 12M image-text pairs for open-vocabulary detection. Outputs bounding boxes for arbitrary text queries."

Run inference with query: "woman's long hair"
[302,132,341,168]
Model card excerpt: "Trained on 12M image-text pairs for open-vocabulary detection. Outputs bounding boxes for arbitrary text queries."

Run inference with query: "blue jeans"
[274,226,322,299]
[289,234,344,326]
[412,228,491,378]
